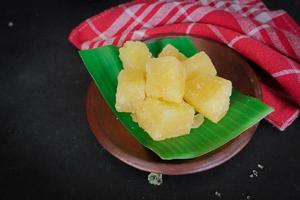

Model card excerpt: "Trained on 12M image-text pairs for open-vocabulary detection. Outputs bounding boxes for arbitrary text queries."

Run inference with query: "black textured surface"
[0,0,299,199]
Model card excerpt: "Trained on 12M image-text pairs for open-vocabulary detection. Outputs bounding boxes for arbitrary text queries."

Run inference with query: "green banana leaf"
[79,36,273,160]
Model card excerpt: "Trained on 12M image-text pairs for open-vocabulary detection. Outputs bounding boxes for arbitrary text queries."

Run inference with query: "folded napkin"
[69,0,300,131]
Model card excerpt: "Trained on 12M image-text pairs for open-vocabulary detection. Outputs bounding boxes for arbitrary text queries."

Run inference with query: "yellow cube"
[145,56,185,103]
[158,44,187,61]
[136,98,195,141]
[115,69,145,113]
[183,51,217,80]
[119,41,152,72]
[184,74,232,123]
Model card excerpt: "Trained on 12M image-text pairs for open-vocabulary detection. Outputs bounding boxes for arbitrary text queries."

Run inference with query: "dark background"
[1,0,299,199]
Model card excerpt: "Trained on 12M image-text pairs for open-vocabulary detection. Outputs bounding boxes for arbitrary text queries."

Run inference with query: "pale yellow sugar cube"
[184,74,232,123]
[119,41,152,72]
[135,98,195,141]
[145,56,185,103]
[115,69,145,113]
[158,44,187,61]
[183,51,217,80]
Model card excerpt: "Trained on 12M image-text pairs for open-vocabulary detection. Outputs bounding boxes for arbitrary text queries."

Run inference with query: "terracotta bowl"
[86,35,261,175]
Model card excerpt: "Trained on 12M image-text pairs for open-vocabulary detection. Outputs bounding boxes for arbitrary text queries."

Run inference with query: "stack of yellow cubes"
[115,41,232,141]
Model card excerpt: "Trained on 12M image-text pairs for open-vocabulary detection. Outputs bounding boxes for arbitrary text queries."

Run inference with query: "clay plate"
[86,35,261,175]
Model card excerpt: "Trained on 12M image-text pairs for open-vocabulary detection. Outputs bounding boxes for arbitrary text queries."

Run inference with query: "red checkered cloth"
[69,0,300,131]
